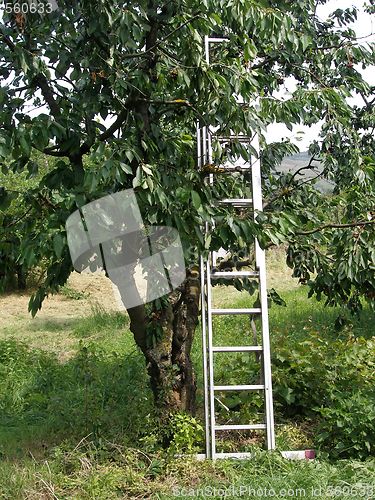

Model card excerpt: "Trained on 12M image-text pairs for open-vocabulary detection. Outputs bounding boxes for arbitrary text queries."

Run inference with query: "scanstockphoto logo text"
[172,484,375,498]
[1,0,58,15]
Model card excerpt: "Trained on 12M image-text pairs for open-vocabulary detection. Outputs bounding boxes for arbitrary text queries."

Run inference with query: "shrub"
[167,413,204,455]
[272,335,375,458]
[316,390,375,459]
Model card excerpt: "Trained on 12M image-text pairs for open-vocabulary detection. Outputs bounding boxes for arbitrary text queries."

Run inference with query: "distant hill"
[279,152,334,194]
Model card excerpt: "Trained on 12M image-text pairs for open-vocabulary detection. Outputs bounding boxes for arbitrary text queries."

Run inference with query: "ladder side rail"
[205,35,210,64]
[206,257,216,459]
[202,52,217,457]
[200,256,211,458]
[251,135,276,450]
[207,126,219,266]
[198,122,211,458]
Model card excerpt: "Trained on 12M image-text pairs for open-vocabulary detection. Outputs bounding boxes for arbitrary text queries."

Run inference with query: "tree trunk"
[127,268,200,414]
[16,265,27,290]
[122,3,200,414]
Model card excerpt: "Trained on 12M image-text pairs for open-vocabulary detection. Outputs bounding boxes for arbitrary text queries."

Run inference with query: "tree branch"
[263,156,323,209]
[40,147,68,157]
[0,32,16,51]
[4,207,33,227]
[288,155,320,184]
[156,13,202,48]
[251,55,278,70]
[32,74,61,119]
[98,109,128,142]
[296,219,375,236]
[79,108,129,155]
[118,12,202,60]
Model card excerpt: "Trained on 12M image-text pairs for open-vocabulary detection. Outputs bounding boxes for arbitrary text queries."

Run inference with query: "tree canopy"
[1,0,374,408]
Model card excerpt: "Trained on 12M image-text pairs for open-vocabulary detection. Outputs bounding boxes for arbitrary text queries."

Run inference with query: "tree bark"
[16,265,27,290]
[127,268,200,414]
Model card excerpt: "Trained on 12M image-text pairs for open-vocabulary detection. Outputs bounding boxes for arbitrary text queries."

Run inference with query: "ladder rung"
[211,271,259,278]
[215,135,253,143]
[220,165,252,172]
[215,424,266,431]
[207,37,228,43]
[214,384,265,391]
[214,452,253,459]
[211,308,261,315]
[212,346,263,352]
[218,198,252,207]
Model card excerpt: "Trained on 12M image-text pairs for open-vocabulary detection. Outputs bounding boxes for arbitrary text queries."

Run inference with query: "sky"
[266,0,375,150]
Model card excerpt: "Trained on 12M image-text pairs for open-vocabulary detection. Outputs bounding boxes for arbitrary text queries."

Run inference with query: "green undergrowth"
[196,286,375,459]
[1,445,375,499]
[0,281,374,497]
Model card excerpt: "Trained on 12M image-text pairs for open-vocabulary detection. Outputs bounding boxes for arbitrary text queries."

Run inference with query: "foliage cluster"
[0,150,52,291]
[211,330,375,460]
[273,334,375,459]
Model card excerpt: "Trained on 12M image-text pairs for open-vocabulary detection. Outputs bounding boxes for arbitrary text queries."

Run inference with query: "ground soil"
[0,272,123,361]
[0,272,119,329]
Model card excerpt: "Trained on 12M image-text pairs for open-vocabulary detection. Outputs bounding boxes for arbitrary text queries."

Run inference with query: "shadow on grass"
[268,287,375,341]
[25,305,130,338]
[27,317,80,333]
[0,339,152,459]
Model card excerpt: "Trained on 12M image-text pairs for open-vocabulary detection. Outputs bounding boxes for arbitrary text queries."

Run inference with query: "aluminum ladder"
[198,36,275,460]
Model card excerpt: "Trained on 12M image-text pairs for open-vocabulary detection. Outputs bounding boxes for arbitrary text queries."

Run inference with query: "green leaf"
[191,191,201,210]
[132,167,142,188]
[119,162,132,174]
[19,133,31,157]
[204,234,212,250]
[125,150,134,163]
[141,164,153,175]
[53,234,65,259]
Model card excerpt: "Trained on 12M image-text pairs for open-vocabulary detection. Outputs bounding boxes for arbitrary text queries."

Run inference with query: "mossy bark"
[127,269,200,414]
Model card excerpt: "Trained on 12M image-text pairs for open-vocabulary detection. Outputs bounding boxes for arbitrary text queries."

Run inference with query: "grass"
[0,445,374,498]
[59,285,89,301]
[0,251,374,498]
